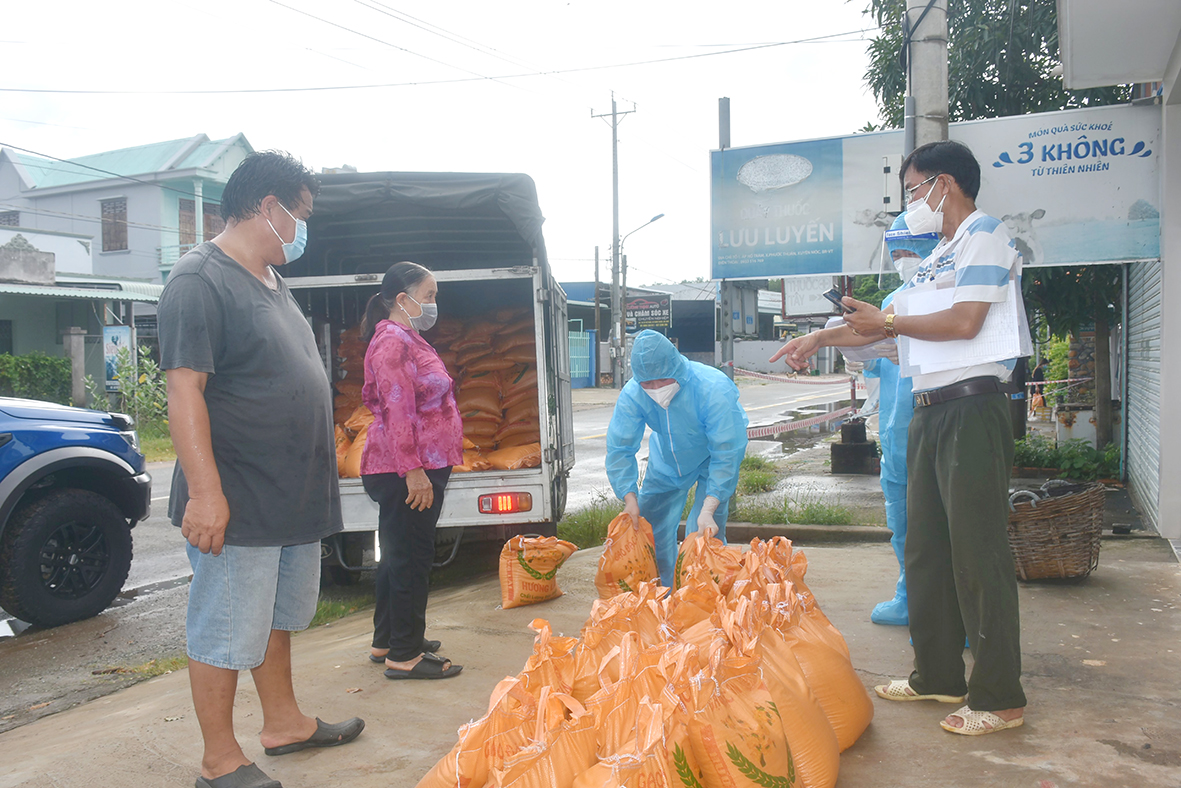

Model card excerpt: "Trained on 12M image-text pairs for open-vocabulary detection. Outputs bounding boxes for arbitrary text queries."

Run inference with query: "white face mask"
[643,381,680,409]
[904,176,947,236]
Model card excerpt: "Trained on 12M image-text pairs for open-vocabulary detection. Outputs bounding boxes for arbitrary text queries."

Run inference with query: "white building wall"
[0,227,93,274]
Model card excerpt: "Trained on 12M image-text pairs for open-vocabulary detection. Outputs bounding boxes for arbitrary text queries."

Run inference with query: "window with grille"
[101,198,128,252]
[0,211,18,227]
[203,201,225,241]
[178,198,196,246]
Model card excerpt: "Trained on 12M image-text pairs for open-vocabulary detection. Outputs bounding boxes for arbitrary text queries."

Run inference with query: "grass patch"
[739,455,775,472]
[138,431,176,463]
[134,655,189,677]
[311,587,376,628]
[737,469,777,495]
[731,492,856,526]
[557,492,622,549]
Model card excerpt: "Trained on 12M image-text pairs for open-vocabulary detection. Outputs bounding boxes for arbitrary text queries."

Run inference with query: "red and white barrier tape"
[746,406,857,439]
[733,367,866,390]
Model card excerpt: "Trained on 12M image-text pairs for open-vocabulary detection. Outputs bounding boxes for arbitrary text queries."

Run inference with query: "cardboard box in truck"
[283,172,574,582]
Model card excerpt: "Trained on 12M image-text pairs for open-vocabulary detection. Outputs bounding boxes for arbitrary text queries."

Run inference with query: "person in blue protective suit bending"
[867,215,939,625]
[606,330,749,585]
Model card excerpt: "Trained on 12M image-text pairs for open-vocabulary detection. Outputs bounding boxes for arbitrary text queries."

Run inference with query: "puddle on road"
[759,399,858,455]
[0,574,192,641]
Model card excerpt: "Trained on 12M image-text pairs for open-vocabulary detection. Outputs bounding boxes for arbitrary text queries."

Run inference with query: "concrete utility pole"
[718,97,735,379]
[592,93,635,389]
[593,245,601,386]
[905,0,949,149]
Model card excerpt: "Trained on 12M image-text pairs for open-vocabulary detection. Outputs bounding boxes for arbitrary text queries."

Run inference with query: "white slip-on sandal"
[940,705,1025,736]
[874,679,967,703]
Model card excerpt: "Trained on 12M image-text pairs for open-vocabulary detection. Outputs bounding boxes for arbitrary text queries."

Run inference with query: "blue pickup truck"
[0,397,151,628]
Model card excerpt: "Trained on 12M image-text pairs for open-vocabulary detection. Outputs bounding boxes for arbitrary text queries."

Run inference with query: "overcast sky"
[0,0,882,287]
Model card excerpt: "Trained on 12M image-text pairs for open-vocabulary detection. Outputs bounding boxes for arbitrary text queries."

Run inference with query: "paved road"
[567,376,854,511]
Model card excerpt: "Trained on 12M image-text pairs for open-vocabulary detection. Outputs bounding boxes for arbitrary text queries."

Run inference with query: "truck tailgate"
[337,467,552,532]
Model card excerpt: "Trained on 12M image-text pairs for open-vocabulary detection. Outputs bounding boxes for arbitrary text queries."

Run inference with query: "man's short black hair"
[900,140,981,200]
[220,150,320,223]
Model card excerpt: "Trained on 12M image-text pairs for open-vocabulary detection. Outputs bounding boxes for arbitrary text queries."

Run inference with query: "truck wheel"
[0,489,133,628]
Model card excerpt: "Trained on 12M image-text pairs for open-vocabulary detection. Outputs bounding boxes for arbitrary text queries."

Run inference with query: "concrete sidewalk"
[1,536,1178,788]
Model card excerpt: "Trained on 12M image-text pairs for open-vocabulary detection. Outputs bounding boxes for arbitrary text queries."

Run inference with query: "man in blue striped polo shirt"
[770,140,1027,737]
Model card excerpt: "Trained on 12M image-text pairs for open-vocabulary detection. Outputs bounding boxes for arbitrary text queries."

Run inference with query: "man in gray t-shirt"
[158,151,361,788]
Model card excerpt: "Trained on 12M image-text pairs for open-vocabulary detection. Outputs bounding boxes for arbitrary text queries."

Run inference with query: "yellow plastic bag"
[674,531,742,594]
[595,513,660,600]
[415,676,536,788]
[688,652,801,788]
[490,689,598,788]
[499,536,578,610]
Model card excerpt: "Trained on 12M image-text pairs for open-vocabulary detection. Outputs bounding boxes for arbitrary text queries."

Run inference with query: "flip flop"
[874,679,967,704]
[384,651,462,680]
[369,639,441,663]
[940,705,1025,736]
[195,763,281,788]
[262,717,365,756]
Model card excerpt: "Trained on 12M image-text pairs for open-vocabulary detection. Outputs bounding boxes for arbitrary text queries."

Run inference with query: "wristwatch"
[883,313,897,339]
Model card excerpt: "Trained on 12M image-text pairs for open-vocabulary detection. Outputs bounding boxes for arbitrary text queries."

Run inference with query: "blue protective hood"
[885,213,939,261]
[629,330,688,384]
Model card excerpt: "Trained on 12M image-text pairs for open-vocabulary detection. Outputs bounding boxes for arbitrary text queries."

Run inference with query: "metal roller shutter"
[1126,260,1162,530]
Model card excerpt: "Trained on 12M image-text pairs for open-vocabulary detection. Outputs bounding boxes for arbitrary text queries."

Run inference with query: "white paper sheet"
[895,283,1024,377]
[825,317,898,363]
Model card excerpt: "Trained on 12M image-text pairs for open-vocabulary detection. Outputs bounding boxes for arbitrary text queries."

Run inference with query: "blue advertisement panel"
[103,326,133,393]
[710,104,1160,278]
[711,138,843,279]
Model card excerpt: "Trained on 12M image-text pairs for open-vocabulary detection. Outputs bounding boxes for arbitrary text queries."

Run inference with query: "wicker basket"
[1007,482,1105,581]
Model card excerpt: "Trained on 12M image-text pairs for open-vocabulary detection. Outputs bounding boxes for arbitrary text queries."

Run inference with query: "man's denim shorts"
[185,541,321,671]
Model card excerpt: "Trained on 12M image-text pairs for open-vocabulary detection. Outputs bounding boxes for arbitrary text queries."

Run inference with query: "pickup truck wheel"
[0,489,133,628]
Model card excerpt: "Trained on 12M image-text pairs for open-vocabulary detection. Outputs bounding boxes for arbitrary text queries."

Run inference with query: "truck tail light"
[479,492,533,514]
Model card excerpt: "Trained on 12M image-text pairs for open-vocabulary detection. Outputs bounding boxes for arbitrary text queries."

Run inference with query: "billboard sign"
[626,294,671,330]
[103,325,133,393]
[710,104,1160,279]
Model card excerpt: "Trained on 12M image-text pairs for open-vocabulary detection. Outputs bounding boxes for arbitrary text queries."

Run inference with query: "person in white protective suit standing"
[605,330,749,584]
[863,214,940,626]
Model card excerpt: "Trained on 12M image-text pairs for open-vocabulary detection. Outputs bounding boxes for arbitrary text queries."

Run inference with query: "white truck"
[283,172,575,581]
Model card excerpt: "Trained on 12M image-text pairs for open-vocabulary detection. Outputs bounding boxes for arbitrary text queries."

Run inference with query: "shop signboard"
[710,104,1160,279]
[625,294,671,330]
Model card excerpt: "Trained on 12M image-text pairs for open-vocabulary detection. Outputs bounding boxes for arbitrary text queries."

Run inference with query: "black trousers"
[362,467,451,662]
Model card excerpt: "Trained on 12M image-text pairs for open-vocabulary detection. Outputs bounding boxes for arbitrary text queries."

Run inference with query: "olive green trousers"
[905,391,1027,711]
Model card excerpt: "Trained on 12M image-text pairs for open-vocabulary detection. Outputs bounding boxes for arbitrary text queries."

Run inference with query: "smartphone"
[823,287,854,313]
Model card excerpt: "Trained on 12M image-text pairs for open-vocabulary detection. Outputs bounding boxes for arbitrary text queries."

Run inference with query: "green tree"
[862,0,1130,130]
[1022,266,1121,447]
[852,273,903,309]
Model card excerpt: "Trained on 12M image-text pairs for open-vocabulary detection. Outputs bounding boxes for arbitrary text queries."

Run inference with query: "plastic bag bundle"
[425,536,870,788]
[499,536,579,610]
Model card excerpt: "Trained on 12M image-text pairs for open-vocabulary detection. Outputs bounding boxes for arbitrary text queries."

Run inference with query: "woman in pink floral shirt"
[360,261,463,680]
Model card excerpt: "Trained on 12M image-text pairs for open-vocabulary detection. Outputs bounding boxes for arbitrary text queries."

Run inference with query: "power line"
[0,141,220,202]
[0,28,875,95]
[266,0,518,90]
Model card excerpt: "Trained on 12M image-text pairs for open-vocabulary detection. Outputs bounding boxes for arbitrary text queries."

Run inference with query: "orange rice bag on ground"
[499,536,578,609]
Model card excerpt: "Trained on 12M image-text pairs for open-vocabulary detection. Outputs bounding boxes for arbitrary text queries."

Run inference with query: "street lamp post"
[615,213,665,386]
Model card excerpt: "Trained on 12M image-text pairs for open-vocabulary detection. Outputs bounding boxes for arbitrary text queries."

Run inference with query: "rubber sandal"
[262,717,365,756]
[369,639,441,663]
[384,652,462,680]
[195,763,282,788]
[940,705,1025,736]
[874,679,967,703]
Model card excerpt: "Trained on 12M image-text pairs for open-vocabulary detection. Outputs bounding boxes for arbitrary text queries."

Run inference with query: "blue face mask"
[267,202,307,264]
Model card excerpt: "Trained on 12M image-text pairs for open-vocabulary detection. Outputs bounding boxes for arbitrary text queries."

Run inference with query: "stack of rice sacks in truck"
[333,326,373,478]
[424,307,543,473]
[416,533,874,788]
